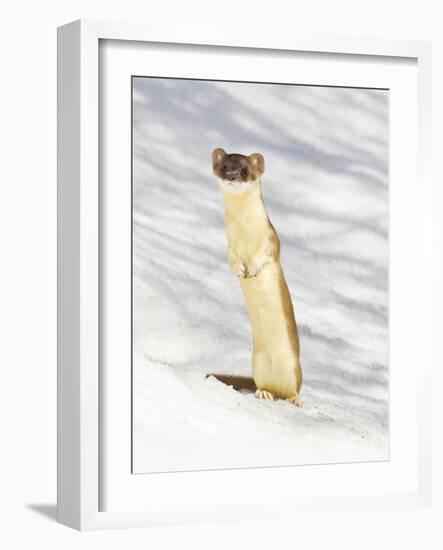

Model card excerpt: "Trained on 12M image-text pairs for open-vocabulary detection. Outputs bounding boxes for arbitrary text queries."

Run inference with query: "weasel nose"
[226,172,237,181]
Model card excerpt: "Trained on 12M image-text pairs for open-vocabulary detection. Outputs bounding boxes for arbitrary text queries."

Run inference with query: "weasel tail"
[212,148,302,406]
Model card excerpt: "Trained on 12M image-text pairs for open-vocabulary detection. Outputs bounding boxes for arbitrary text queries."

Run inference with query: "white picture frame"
[57,19,433,530]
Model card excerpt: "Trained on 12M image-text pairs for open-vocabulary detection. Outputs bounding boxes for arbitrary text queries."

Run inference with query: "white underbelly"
[240,262,301,398]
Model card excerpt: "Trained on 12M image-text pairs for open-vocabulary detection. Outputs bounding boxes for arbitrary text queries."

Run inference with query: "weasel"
[212,148,302,406]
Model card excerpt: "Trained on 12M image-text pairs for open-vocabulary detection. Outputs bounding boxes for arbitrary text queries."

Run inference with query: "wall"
[0,1,441,548]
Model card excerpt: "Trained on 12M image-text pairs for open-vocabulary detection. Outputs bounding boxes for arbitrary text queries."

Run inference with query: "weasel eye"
[241,168,249,178]
[222,164,227,172]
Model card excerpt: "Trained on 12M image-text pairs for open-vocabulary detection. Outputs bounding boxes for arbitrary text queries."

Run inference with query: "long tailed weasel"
[212,148,302,406]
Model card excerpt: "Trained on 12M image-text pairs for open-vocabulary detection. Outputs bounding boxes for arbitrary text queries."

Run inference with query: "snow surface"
[132,77,389,473]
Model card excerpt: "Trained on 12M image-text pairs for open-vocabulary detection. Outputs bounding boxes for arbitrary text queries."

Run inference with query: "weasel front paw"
[246,263,260,278]
[255,389,275,401]
[230,259,247,278]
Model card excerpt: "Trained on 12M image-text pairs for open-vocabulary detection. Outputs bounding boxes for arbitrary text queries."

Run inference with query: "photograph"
[131,76,389,473]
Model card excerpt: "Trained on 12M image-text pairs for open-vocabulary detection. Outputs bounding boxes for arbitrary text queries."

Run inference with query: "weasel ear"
[248,153,265,175]
[212,147,226,167]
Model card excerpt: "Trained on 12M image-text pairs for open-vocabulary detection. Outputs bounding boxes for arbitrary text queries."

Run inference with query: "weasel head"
[212,148,265,195]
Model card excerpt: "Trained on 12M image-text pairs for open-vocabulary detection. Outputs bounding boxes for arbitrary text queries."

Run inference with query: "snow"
[132,77,389,473]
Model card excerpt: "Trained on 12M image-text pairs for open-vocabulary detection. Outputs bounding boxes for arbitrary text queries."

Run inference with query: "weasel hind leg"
[286,393,301,407]
[255,389,275,401]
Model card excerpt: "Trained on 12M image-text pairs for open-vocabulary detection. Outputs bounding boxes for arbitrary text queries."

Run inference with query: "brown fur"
[212,148,265,183]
